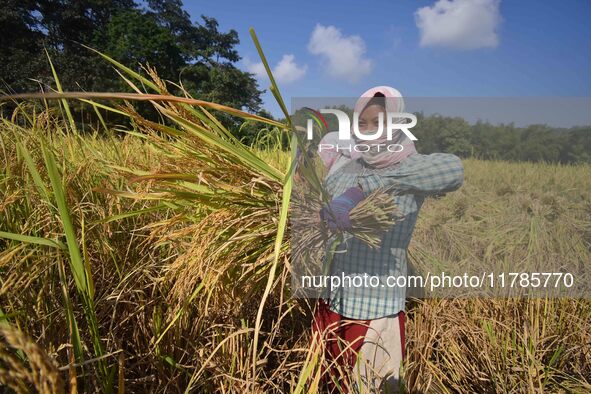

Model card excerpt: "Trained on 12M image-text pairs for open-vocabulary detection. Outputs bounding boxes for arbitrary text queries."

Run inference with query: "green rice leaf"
[45,47,77,134]
[0,231,67,250]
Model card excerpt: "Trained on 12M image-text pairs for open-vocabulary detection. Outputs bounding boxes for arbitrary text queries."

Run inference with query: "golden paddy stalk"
[0,38,590,393]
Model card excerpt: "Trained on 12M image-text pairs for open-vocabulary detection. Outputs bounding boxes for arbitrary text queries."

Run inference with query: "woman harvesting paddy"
[311,86,465,393]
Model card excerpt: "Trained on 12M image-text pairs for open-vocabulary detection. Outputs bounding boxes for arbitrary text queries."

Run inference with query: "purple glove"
[320,187,365,231]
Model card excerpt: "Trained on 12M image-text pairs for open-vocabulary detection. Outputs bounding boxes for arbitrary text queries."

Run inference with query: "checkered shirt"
[321,153,464,320]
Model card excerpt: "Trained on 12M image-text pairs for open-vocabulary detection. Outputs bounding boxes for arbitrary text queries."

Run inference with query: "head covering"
[318,86,417,172]
[352,86,417,168]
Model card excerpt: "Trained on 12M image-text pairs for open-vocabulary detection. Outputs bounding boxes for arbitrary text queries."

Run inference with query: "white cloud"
[307,24,373,83]
[273,54,308,84]
[243,54,307,84]
[243,57,267,80]
[415,0,501,50]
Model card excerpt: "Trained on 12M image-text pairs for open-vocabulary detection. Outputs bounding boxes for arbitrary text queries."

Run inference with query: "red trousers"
[311,299,406,392]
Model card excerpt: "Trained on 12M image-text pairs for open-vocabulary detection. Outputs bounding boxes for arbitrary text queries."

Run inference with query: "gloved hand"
[320,186,365,231]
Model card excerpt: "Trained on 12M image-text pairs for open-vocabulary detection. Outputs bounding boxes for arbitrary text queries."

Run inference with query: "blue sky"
[181,0,591,119]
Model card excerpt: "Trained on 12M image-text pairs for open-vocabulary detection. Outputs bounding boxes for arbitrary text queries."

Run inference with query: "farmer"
[311,86,464,393]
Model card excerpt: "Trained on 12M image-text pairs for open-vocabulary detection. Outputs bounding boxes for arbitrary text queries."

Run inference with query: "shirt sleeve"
[356,153,464,196]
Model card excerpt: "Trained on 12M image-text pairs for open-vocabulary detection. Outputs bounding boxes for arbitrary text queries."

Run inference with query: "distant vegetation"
[3,1,589,163]
[290,106,591,164]
[1,0,265,133]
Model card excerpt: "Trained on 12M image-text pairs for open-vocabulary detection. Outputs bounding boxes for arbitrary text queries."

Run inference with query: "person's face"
[357,104,386,135]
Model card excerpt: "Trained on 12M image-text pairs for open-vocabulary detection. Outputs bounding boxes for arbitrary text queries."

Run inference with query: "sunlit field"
[1,108,590,393]
[1,56,590,393]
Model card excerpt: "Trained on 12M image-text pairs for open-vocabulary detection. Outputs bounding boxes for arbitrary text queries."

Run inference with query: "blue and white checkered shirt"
[321,153,464,320]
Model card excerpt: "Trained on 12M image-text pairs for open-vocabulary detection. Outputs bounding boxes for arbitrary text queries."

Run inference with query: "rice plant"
[0,28,590,394]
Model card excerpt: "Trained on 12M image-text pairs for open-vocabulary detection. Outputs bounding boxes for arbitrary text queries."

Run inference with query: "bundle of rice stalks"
[348,189,402,247]
[2,40,295,390]
[291,186,402,274]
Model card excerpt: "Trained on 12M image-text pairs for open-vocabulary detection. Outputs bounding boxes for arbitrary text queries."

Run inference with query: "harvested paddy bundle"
[291,184,403,275]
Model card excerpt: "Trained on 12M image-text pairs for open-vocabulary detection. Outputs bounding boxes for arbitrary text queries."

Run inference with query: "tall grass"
[0,35,590,393]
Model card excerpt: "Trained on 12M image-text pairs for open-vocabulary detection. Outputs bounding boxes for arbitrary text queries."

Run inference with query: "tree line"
[1,0,265,130]
[289,107,591,164]
[413,113,590,164]
[2,1,589,164]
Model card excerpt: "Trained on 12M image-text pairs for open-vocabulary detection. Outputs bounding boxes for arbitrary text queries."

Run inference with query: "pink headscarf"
[318,86,417,171]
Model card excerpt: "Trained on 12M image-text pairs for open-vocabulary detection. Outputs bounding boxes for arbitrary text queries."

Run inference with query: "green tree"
[561,127,591,163]
[0,0,46,93]
[518,125,564,162]
[1,0,264,134]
